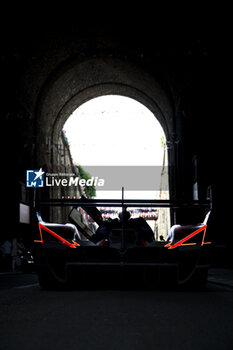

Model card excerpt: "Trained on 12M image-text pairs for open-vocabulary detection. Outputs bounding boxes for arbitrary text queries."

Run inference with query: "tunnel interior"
[0,14,227,257]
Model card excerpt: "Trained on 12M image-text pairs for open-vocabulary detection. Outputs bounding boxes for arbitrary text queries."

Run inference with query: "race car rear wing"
[35,185,211,210]
[35,197,211,229]
[35,198,211,210]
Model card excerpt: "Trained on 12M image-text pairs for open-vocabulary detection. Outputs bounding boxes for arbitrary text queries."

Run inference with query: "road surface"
[0,270,233,349]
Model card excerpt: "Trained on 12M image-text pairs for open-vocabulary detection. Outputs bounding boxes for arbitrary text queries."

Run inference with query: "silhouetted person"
[1,238,12,271]
[91,209,154,245]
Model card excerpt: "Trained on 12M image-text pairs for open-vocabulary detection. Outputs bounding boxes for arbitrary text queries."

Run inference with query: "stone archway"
[35,56,175,174]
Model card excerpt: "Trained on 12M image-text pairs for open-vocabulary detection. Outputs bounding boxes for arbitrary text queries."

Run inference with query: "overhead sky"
[63,95,166,165]
[63,95,168,199]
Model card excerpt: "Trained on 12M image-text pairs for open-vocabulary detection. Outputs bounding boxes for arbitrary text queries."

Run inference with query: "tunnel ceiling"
[1,13,212,116]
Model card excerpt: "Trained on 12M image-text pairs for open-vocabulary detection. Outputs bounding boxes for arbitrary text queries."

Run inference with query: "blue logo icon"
[26,169,45,187]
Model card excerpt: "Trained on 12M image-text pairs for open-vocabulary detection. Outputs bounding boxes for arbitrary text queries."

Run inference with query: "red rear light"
[38,223,80,248]
[165,225,210,249]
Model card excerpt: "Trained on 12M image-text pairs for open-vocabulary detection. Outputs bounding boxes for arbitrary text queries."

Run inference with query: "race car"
[33,197,212,290]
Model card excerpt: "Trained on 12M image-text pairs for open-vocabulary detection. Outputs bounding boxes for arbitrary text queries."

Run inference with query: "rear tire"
[180,267,208,290]
[37,266,66,290]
